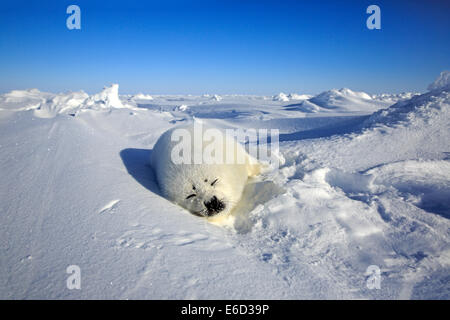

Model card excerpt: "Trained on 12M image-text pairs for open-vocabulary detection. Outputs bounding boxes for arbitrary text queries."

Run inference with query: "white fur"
[151,123,261,218]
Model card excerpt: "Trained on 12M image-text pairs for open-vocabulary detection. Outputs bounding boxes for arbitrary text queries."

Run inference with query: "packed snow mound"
[211,94,222,101]
[3,88,43,100]
[371,92,419,104]
[288,93,312,100]
[84,84,125,109]
[302,88,398,113]
[34,91,89,118]
[273,92,289,102]
[309,88,374,110]
[132,93,154,100]
[274,92,312,102]
[0,88,52,111]
[174,104,188,111]
[282,88,391,113]
[313,88,372,102]
[363,85,450,129]
[0,84,133,117]
[283,100,329,113]
[428,71,450,91]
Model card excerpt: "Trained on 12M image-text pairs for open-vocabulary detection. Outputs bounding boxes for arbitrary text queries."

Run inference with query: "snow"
[0,84,129,118]
[177,104,189,111]
[133,93,154,100]
[273,92,290,102]
[84,84,126,109]
[278,88,413,115]
[371,92,419,104]
[1,72,449,299]
[273,93,312,102]
[288,93,312,100]
[308,88,388,113]
[0,88,52,112]
[428,71,450,91]
[34,91,89,118]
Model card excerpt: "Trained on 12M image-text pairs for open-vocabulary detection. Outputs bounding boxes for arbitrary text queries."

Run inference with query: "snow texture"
[428,71,450,91]
[0,73,449,299]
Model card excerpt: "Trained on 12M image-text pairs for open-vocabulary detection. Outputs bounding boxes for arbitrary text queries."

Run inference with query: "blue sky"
[0,0,449,95]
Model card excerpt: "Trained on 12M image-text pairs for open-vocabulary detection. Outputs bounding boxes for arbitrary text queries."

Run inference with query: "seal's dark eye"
[192,185,196,190]
[211,178,219,186]
[186,194,196,200]
[204,179,208,182]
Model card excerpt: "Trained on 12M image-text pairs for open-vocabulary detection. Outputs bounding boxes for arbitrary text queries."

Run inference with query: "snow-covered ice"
[428,70,450,91]
[0,74,449,299]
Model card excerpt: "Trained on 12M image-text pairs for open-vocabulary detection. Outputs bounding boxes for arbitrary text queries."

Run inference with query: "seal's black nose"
[204,196,225,216]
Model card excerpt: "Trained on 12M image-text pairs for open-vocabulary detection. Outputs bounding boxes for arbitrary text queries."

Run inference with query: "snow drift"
[0,84,131,118]
[428,70,450,91]
[0,72,449,299]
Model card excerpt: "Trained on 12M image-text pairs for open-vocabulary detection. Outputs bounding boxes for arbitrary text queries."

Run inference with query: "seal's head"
[177,167,245,217]
[151,123,261,219]
[183,178,226,217]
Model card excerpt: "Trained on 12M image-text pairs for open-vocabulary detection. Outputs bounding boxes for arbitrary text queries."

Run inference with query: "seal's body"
[151,123,261,218]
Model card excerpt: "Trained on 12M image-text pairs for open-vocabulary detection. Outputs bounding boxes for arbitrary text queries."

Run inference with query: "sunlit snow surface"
[0,80,449,299]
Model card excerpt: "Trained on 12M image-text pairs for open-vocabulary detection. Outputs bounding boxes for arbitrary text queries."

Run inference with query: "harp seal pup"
[151,123,261,220]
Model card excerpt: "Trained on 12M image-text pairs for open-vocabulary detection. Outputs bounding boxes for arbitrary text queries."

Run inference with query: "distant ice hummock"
[133,93,154,100]
[273,92,289,102]
[85,84,124,109]
[428,71,450,91]
[288,93,312,100]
